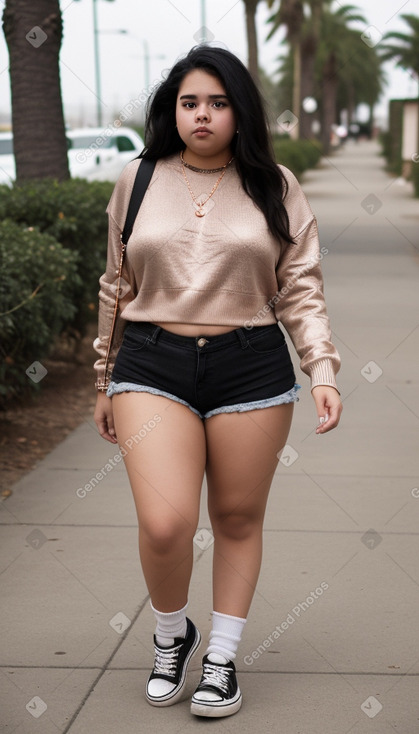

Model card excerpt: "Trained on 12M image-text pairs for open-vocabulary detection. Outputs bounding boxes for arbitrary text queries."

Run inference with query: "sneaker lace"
[201,661,231,695]
[153,643,182,678]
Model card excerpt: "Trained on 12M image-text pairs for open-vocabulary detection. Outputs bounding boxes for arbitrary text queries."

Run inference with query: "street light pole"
[92,0,102,126]
[201,0,206,41]
[74,0,117,126]
[143,39,150,90]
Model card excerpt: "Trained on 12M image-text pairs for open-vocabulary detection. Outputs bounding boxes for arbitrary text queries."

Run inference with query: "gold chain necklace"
[180,153,232,217]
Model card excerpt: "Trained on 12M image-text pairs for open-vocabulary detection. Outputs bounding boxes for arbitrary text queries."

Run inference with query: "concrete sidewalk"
[1,140,419,733]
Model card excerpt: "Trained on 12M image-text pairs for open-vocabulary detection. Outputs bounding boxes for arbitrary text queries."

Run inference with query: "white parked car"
[0,132,15,185]
[0,127,144,185]
[67,127,144,181]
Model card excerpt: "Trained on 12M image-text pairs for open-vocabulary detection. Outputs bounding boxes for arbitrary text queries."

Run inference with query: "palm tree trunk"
[300,46,316,138]
[3,0,69,182]
[299,1,324,139]
[321,52,338,153]
[346,81,355,123]
[368,104,375,138]
[291,41,301,139]
[244,0,260,84]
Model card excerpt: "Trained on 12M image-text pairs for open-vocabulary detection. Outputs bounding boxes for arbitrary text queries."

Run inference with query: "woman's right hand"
[94,392,118,444]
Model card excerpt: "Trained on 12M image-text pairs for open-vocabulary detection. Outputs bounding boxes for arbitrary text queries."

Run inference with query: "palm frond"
[379,12,419,76]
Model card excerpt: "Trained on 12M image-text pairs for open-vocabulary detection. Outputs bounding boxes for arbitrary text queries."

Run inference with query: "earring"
[236,129,239,134]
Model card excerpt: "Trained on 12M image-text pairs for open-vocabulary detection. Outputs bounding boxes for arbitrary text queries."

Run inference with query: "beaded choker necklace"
[180,150,234,174]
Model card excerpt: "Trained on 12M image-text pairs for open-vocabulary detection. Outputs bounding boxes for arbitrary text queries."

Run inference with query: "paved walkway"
[1,141,419,733]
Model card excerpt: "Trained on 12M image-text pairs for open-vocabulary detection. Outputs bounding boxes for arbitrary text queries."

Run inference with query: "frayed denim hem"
[107,381,301,420]
[203,383,301,419]
[106,381,203,417]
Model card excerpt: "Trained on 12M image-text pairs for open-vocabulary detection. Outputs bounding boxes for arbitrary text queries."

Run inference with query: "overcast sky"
[0,0,418,128]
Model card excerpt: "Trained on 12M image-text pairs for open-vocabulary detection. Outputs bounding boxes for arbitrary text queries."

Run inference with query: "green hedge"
[0,178,113,333]
[273,137,323,178]
[383,101,404,176]
[412,161,419,197]
[0,221,81,405]
[379,131,391,162]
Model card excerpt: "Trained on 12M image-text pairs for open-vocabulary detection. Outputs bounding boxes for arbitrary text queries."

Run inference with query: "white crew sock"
[148,601,189,698]
[206,610,246,663]
[150,600,188,648]
[198,611,246,702]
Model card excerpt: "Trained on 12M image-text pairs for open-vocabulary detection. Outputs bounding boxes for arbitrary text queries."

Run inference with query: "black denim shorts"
[107,321,301,420]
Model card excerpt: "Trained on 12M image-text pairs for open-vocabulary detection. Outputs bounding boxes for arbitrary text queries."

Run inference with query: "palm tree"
[267,0,305,137]
[242,0,262,83]
[267,1,337,138]
[380,14,419,83]
[336,31,384,130]
[316,4,367,152]
[274,3,383,148]
[2,0,69,182]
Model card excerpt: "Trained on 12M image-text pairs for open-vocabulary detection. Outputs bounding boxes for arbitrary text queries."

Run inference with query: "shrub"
[272,136,323,177]
[379,130,391,161]
[0,178,113,333]
[411,159,419,198]
[384,101,403,176]
[0,221,81,405]
[298,139,323,169]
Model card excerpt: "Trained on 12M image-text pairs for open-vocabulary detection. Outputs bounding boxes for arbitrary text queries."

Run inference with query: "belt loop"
[150,325,162,344]
[236,327,249,349]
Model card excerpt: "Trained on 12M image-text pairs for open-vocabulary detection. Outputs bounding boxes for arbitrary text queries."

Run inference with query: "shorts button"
[197,338,208,347]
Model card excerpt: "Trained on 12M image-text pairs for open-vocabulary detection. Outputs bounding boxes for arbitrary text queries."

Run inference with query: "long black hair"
[142,46,293,245]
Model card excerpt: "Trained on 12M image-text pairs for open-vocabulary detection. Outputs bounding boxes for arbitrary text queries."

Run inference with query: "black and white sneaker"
[146,617,201,707]
[191,654,242,718]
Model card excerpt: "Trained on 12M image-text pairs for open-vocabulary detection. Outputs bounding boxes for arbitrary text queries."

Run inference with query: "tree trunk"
[299,1,323,139]
[321,52,338,154]
[291,41,301,139]
[300,44,316,138]
[3,0,69,182]
[368,104,375,138]
[244,0,260,84]
[346,81,355,123]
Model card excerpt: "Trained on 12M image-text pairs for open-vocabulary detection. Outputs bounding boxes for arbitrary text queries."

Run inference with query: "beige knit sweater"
[94,153,341,391]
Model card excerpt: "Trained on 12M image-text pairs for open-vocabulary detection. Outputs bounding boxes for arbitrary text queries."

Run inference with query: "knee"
[211,511,262,542]
[140,518,195,555]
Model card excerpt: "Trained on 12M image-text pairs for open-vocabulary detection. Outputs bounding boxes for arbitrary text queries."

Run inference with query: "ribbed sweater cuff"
[309,359,340,394]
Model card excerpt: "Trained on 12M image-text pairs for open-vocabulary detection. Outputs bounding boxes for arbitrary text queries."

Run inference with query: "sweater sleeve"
[93,159,141,389]
[274,166,341,392]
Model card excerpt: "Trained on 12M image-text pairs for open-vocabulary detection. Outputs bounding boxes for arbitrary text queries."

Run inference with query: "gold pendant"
[195,209,205,217]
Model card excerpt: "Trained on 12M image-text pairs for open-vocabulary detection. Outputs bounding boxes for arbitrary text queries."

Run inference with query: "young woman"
[94,46,342,718]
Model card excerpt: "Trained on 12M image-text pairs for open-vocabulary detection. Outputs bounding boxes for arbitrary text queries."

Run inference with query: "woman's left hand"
[311,385,343,434]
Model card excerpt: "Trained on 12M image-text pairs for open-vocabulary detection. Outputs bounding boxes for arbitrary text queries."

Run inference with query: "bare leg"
[112,393,206,612]
[204,403,294,618]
